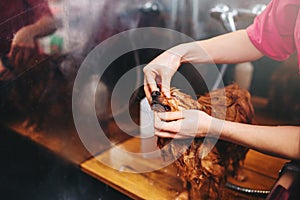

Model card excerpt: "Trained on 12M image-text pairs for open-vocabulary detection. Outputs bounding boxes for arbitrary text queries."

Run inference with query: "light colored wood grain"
[5,118,133,165]
[81,137,183,199]
[82,159,182,200]
[81,137,288,200]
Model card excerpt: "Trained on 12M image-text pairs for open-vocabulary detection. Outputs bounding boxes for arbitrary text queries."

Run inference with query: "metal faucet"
[139,1,162,15]
[210,3,266,32]
[210,3,266,90]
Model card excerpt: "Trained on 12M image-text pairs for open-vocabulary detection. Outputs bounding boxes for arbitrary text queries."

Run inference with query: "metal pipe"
[210,3,266,90]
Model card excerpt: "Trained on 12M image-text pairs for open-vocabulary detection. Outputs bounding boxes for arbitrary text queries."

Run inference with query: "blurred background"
[41,0,299,120]
[0,0,299,199]
[42,0,295,98]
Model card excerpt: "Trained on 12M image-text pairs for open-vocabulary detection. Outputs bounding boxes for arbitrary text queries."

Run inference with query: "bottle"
[140,97,158,157]
[50,34,64,54]
[234,62,254,90]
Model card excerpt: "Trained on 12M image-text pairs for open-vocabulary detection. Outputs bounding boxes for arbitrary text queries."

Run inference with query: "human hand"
[0,57,15,81]
[8,26,37,70]
[143,46,183,102]
[0,59,6,74]
[154,110,214,138]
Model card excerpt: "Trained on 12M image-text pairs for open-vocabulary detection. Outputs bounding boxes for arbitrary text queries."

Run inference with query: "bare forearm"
[213,120,300,160]
[26,16,57,39]
[174,30,264,65]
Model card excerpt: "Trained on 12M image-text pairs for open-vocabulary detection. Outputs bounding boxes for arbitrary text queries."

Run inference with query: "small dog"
[0,54,72,131]
[151,83,254,200]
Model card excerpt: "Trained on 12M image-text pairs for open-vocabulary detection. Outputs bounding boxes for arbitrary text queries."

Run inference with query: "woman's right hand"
[143,46,183,102]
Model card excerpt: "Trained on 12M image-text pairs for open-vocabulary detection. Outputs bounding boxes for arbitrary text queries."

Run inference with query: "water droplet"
[119,166,125,172]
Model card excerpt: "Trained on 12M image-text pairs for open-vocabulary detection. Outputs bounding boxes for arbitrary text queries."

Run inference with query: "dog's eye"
[163,105,171,111]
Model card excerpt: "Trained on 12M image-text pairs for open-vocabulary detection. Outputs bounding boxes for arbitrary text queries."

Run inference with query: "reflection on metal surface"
[210,3,266,90]
[226,182,270,196]
[210,3,266,32]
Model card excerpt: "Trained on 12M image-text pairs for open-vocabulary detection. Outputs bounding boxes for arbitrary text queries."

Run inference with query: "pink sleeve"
[246,0,299,61]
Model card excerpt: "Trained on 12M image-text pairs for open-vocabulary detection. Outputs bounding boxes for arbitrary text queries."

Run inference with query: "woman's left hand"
[154,110,213,138]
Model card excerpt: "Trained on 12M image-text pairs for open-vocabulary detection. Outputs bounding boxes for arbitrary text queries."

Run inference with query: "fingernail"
[165,92,170,98]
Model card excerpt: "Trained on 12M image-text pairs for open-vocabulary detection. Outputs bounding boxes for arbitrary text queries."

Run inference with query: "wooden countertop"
[3,95,296,165]
[81,137,288,200]
[2,96,295,199]
[4,117,133,165]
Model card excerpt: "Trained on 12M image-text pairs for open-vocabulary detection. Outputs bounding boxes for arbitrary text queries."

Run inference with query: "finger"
[144,79,153,104]
[160,75,171,98]
[0,59,6,73]
[8,45,19,61]
[155,115,183,133]
[156,111,184,121]
[22,47,34,67]
[144,70,159,94]
[155,130,188,139]
[14,48,24,70]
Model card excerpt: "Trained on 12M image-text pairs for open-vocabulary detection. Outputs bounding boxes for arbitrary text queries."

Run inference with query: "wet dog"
[151,84,254,200]
[0,54,72,131]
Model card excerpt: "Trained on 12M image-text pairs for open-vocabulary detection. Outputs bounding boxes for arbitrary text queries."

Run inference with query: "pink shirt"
[246,0,300,72]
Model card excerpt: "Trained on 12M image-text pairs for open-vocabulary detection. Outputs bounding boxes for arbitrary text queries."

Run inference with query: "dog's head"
[150,88,202,112]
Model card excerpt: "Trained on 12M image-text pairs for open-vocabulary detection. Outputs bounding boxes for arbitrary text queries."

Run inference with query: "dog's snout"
[151,91,161,100]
